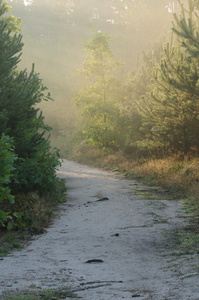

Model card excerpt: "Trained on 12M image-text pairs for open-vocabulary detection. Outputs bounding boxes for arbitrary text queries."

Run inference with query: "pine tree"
[138,1,199,157]
[75,29,123,150]
[172,0,199,59]
[0,0,64,197]
[118,40,165,156]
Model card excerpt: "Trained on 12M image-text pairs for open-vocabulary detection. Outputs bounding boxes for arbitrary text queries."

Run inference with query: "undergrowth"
[0,179,67,256]
[0,231,22,257]
[69,146,199,220]
[164,224,199,256]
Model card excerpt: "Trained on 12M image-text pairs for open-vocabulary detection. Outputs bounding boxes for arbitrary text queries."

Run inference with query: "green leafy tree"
[75,29,124,150]
[0,0,21,32]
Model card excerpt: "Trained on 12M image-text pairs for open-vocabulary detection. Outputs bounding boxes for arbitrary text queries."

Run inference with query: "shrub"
[0,134,17,226]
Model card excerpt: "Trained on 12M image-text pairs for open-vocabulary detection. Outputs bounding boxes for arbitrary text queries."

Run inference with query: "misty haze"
[7,0,183,151]
[1,1,199,299]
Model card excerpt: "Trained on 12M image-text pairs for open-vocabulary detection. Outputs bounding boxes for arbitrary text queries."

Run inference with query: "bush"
[0,135,17,226]
[0,1,67,232]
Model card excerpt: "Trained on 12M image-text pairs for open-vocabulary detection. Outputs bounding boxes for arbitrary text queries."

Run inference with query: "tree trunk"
[182,124,188,156]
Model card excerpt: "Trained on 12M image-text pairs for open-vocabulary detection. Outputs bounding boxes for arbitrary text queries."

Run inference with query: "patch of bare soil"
[0,160,199,300]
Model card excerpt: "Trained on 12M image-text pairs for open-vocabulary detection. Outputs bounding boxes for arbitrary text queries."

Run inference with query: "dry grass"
[130,157,199,199]
[70,146,199,203]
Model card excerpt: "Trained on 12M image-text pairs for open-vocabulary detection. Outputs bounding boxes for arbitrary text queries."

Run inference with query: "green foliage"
[167,228,199,256]
[80,30,120,78]
[137,2,199,157]
[74,3,199,159]
[172,0,199,58]
[75,29,125,150]
[0,1,66,232]
[0,231,22,256]
[118,69,152,155]
[0,0,21,33]
[1,287,79,300]
[0,135,16,226]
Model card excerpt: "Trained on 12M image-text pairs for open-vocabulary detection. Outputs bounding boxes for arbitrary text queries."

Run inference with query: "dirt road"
[0,160,199,299]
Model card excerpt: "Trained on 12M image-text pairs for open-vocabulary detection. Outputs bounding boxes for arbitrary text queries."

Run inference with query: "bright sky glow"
[24,0,33,6]
[10,0,33,5]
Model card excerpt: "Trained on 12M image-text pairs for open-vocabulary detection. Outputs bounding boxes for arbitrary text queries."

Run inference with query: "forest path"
[0,160,198,299]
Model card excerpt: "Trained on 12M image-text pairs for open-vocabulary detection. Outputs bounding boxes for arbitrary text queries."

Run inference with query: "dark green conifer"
[0,0,64,197]
[138,1,199,156]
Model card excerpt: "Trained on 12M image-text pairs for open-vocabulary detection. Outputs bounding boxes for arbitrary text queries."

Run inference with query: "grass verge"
[0,288,79,300]
[0,183,67,256]
[70,147,198,198]
[69,146,199,218]
[0,231,23,257]
[164,225,199,257]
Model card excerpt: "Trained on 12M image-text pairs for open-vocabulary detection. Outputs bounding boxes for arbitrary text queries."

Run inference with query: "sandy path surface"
[0,160,199,299]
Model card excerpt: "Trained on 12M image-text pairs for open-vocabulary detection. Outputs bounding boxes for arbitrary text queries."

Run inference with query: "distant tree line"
[75,0,199,159]
[0,0,66,230]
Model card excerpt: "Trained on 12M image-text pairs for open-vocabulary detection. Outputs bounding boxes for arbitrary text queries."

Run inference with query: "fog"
[7,0,186,149]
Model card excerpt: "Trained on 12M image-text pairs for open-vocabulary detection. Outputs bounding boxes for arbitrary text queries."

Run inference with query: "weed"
[0,232,22,257]
[148,212,169,223]
[147,200,167,210]
[135,190,165,200]
[0,288,80,300]
[180,272,199,279]
[164,229,199,256]
[183,198,199,221]
[0,186,67,257]
[176,232,199,249]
